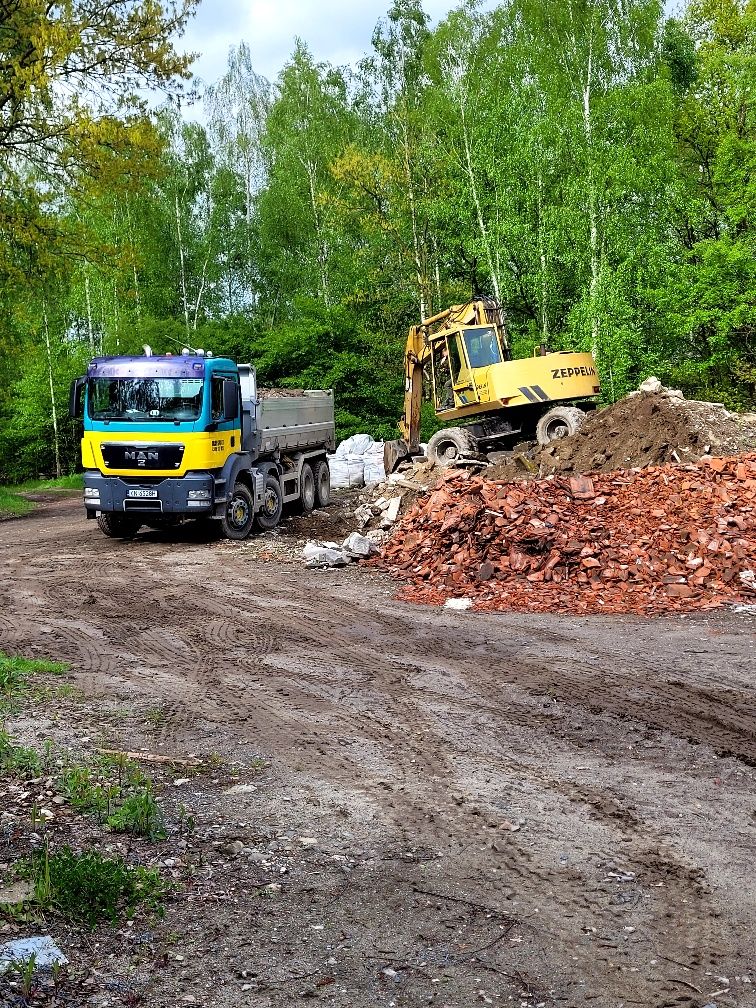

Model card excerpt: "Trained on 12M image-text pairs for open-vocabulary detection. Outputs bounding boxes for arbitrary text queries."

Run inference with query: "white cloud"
[181,0,462,89]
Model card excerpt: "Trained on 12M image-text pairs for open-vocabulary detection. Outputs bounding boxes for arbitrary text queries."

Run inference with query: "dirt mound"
[484,391,756,482]
[375,454,756,615]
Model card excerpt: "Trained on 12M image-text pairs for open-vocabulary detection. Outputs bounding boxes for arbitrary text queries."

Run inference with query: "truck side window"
[211,377,224,420]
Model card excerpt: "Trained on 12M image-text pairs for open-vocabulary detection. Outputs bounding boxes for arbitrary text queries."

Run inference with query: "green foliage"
[1,0,754,477]
[107,787,164,838]
[16,846,165,926]
[0,487,31,517]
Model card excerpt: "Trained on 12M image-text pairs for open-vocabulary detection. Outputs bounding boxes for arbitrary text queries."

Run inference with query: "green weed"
[60,755,164,837]
[0,732,43,774]
[4,953,38,998]
[12,475,83,492]
[16,846,165,926]
[60,764,114,817]
[107,787,164,838]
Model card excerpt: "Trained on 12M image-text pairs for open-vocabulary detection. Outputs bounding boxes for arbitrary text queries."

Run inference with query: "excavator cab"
[430,324,508,412]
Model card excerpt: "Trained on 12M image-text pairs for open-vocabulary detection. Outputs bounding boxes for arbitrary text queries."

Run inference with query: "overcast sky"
[180,0,468,91]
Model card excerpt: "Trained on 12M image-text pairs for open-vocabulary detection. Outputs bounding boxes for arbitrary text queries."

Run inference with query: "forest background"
[0,0,753,480]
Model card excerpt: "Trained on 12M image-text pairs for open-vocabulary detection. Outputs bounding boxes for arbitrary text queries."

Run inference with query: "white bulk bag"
[328,455,365,489]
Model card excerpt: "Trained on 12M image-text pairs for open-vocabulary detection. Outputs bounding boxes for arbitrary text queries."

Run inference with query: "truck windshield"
[88,377,204,422]
[463,327,502,368]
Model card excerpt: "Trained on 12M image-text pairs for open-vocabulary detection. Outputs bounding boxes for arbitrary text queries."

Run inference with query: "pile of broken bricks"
[373,454,756,615]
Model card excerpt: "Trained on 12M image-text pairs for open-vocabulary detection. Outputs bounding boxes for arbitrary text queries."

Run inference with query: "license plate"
[128,489,158,499]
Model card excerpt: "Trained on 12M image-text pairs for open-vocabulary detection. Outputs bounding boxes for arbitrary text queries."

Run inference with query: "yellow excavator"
[384,298,601,472]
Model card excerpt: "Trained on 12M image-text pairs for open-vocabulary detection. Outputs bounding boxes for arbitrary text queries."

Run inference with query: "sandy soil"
[0,494,754,1008]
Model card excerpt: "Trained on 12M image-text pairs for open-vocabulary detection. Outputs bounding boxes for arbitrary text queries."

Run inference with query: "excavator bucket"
[384,438,411,475]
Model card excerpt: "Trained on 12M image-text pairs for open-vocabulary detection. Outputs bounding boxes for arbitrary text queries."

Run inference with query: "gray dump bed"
[238,365,335,455]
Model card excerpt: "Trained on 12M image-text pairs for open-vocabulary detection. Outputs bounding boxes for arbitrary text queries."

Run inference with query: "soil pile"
[486,391,756,482]
[376,454,756,615]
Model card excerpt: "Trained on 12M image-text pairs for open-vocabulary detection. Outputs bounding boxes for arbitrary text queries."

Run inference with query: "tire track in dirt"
[1,499,753,1007]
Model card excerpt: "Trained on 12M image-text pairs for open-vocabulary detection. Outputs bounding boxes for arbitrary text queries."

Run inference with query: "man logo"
[125,450,159,466]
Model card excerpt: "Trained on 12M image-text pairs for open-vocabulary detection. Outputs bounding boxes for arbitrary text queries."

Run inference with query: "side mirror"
[69,376,85,418]
[223,379,239,421]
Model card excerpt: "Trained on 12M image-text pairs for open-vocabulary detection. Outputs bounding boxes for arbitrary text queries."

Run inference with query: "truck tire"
[96,513,142,539]
[221,483,255,540]
[255,475,283,531]
[300,463,316,512]
[314,459,330,508]
[536,406,586,446]
[426,427,476,467]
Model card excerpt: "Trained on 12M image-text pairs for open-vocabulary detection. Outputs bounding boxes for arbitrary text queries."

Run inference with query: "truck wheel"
[300,463,316,512]
[221,483,255,540]
[255,476,283,531]
[536,406,586,446]
[96,513,142,539]
[426,427,475,467]
[314,459,330,507]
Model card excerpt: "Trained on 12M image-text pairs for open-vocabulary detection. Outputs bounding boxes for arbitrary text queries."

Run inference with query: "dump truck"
[384,298,601,471]
[69,349,335,539]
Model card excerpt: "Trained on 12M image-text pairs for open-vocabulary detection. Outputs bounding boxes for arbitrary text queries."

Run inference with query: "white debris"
[739,570,756,592]
[444,598,474,610]
[0,936,68,973]
[365,529,387,547]
[353,503,373,528]
[302,542,347,568]
[342,532,378,559]
[638,376,662,394]
[380,496,402,529]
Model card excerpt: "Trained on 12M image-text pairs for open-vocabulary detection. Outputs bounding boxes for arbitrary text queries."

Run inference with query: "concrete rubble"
[302,532,381,569]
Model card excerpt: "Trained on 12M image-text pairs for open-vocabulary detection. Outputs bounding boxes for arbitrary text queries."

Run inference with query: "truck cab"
[70,350,335,539]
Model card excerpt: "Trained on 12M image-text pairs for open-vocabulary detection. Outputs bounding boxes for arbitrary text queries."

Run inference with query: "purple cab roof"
[87,355,206,379]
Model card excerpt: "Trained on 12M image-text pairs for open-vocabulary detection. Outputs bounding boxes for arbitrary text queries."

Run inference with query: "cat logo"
[125,450,158,466]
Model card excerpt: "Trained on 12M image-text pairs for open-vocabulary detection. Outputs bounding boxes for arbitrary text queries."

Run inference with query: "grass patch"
[0,653,68,693]
[0,653,68,691]
[0,487,31,518]
[12,474,83,492]
[16,846,165,926]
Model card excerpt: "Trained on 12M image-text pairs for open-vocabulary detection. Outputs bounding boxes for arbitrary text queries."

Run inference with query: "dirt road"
[1,495,754,1008]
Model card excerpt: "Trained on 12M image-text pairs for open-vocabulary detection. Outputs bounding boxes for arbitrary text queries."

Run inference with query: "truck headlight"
[84,487,100,499]
[187,490,211,500]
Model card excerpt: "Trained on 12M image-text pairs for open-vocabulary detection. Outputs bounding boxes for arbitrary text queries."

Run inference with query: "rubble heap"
[486,387,756,482]
[375,454,756,615]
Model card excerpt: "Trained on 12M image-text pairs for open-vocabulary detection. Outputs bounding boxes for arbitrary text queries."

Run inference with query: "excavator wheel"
[536,406,586,446]
[426,427,476,467]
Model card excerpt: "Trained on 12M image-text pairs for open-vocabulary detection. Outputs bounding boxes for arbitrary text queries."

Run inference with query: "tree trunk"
[42,303,62,479]
[175,193,191,339]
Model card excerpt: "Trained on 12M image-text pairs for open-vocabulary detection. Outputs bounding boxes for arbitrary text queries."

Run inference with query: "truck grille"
[101,443,184,470]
